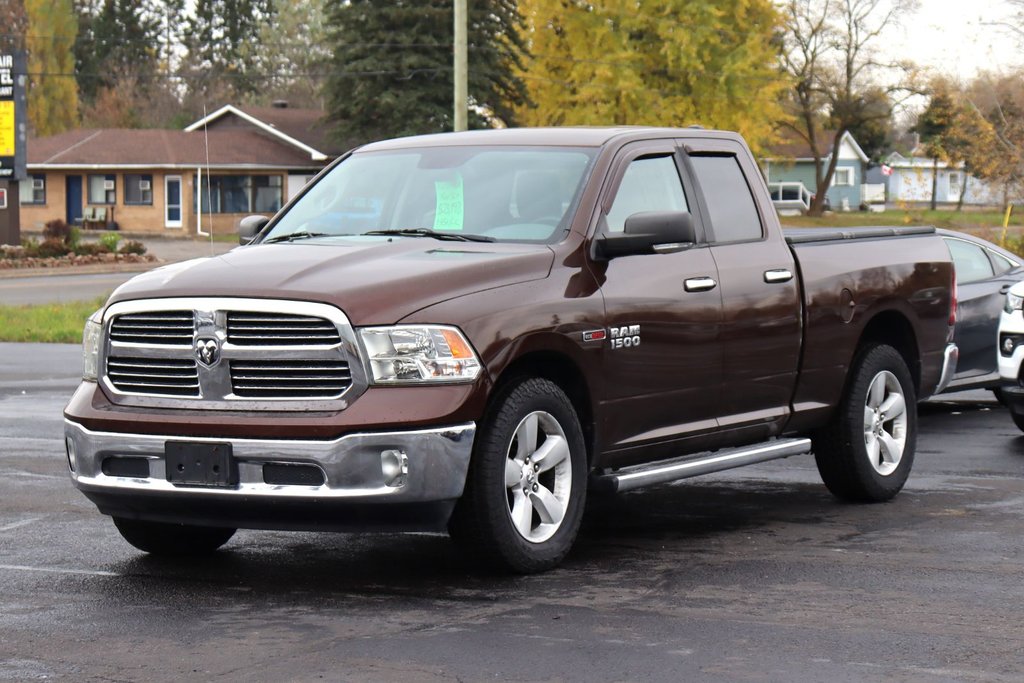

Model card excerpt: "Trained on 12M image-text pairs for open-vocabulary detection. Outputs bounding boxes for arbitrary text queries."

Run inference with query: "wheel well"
[494,352,596,465]
[858,311,921,392]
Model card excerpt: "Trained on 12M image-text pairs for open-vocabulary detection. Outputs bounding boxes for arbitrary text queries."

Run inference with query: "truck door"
[683,139,802,443]
[592,142,724,465]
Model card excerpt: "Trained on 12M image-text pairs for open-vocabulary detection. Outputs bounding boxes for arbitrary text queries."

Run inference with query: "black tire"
[813,344,917,502]
[112,517,236,556]
[992,387,1009,407]
[449,377,587,573]
[1011,411,1024,432]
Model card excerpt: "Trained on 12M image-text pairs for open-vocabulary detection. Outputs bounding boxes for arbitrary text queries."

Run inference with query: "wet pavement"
[1,343,1023,682]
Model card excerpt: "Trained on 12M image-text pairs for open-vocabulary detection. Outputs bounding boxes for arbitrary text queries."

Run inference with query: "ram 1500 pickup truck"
[64,127,957,572]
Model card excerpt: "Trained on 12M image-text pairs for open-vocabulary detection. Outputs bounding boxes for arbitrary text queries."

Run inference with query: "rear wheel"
[1011,411,1024,432]
[813,344,917,502]
[112,517,236,556]
[449,377,587,573]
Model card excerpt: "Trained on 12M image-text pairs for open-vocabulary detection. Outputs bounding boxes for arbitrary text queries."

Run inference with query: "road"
[0,238,233,305]
[1,343,1023,682]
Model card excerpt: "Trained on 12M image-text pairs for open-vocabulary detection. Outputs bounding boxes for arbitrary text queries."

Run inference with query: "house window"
[19,174,45,205]
[124,174,153,205]
[87,174,116,204]
[832,167,854,187]
[194,174,284,214]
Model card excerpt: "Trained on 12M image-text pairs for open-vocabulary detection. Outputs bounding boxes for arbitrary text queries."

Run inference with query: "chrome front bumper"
[65,420,475,526]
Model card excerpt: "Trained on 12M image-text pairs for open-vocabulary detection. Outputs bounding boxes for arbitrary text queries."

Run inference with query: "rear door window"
[945,238,995,284]
[689,155,763,243]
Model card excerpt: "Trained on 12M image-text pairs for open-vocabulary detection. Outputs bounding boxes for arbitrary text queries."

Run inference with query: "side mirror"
[596,211,696,259]
[238,215,270,245]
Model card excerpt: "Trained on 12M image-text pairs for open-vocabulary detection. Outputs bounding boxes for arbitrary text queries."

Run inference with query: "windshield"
[262,146,597,244]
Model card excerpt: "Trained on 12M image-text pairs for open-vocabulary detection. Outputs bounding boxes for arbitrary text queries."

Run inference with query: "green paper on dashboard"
[433,176,464,231]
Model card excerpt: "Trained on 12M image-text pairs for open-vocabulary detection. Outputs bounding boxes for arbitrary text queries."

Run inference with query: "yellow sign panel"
[0,100,14,157]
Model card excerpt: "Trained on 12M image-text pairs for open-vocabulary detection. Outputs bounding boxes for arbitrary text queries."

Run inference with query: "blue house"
[759,131,871,213]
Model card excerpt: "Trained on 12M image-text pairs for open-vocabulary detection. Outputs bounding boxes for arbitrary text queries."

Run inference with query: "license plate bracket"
[165,441,237,488]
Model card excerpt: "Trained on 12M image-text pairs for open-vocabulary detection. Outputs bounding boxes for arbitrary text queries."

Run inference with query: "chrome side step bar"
[591,437,813,494]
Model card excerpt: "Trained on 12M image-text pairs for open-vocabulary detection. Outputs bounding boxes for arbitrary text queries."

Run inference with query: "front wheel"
[113,517,236,556]
[813,344,917,502]
[449,377,587,573]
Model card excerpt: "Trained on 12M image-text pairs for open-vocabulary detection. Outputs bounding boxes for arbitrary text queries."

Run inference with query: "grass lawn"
[0,297,106,343]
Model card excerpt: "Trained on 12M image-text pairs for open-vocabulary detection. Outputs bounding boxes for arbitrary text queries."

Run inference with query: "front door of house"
[165,175,182,228]
[65,175,83,225]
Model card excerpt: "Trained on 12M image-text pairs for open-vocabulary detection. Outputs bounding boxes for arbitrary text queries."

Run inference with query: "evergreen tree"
[26,0,80,136]
[253,0,330,108]
[184,0,275,102]
[73,0,160,101]
[323,1,529,145]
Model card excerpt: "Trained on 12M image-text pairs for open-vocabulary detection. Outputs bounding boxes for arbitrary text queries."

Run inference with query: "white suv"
[998,280,1024,429]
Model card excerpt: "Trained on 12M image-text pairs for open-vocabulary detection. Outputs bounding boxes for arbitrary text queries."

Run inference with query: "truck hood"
[108,239,555,325]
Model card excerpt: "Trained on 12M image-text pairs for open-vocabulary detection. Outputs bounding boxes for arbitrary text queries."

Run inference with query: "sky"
[881,0,1022,79]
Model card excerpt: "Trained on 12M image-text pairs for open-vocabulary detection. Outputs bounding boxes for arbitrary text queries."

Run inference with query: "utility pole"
[453,0,468,131]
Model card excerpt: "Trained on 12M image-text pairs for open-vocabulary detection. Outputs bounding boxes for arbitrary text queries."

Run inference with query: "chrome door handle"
[764,269,794,283]
[684,277,717,292]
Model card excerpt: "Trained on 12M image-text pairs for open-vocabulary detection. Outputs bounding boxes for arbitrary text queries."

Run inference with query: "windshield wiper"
[362,228,496,243]
[262,230,340,244]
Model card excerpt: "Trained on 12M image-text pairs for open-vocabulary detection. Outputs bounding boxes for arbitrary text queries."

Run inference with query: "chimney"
[271,100,289,109]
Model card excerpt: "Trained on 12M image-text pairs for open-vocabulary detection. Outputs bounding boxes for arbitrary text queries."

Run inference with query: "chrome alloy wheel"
[504,410,572,543]
[862,370,908,476]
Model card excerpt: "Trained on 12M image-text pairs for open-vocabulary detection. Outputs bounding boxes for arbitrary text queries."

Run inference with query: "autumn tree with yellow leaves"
[514,0,790,153]
[25,0,80,136]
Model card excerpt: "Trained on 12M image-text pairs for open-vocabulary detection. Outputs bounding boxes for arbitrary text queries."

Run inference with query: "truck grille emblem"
[195,337,221,367]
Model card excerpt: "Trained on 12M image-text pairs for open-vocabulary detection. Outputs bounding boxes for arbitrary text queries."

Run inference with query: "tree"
[74,0,161,102]
[25,0,80,136]
[323,1,529,145]
[844,88,894,163]
[780,0,916,215]
[0,0,27,53]
[514,0,789,153]
[184,0,274,102]
[963,73,1024,211]
[252,0,330,108]
[915,83,959,210]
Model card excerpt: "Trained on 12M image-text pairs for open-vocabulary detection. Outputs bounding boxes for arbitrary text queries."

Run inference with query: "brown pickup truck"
[64,127,957,572]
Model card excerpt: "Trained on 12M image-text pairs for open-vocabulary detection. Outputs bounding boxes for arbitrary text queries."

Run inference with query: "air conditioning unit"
[32,178,44,190]
[103,179,115,191]
[139,180,151,191]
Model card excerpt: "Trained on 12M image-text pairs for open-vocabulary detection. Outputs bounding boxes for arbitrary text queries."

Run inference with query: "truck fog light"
[1004,337,1016,355]
[381,449,408,488]
[65,436,77,472]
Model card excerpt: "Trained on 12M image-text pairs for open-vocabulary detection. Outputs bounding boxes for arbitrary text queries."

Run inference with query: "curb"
[0,262,161,280]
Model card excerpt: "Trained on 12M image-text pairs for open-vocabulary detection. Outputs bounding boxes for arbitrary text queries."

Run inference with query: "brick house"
[20,104,344,236]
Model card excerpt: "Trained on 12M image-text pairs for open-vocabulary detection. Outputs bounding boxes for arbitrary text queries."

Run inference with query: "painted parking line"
[0,517,42,533]
[0,564,119,577]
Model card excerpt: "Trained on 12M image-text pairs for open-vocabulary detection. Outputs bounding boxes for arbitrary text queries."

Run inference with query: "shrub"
[118,240,147,255]
[43,219,71,243]
[99,231,121,252]
[34,238,72,258]
[67,226,81,251]
[74,242,110,256]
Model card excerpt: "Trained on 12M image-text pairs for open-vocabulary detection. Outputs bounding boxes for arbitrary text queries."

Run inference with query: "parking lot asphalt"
[1,343,1023,682]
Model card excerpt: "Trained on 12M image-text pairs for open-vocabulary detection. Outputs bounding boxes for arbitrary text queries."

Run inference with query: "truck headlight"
[359,326,482,384]
[82,309,104,381]
[1005,291,1024,314]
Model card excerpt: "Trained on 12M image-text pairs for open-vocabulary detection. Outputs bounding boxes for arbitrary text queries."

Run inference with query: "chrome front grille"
[107,357,200,397]
[227,312,342,346]
[99,298,366,410]
[230,360,352,398]
[109,311,194,345]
